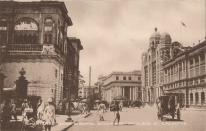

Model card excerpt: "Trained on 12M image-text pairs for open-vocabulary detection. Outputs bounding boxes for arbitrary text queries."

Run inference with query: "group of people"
[0,97,56,131]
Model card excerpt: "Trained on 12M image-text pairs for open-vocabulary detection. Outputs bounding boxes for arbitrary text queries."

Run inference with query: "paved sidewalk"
[53,113,92,131]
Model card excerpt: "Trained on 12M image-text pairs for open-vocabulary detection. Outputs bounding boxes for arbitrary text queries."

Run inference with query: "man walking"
[113,101,120,125]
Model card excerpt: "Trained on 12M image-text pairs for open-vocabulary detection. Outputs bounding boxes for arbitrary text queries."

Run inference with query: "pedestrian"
[37,99,45,120]
[119,101,123,111]
[10,99,17,120]
[113,101,120,125]
[98,102,106,121]
[43,98,56,131]
[2,100,12,129]
[22,99,28,115]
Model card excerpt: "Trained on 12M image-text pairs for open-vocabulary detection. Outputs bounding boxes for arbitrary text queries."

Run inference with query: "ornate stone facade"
[141,28,188,103]
[142,28,206,107]
[0,1,83,104]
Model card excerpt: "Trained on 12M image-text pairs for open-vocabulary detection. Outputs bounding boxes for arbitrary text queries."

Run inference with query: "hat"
[47,98,53,103]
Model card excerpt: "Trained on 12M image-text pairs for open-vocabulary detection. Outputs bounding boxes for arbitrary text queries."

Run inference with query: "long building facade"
[142,28,206,107]
[100,71,142,103]
[162,41,206,107]
[0,1,83,105]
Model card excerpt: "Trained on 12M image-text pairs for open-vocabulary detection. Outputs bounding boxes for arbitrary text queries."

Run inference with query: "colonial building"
[141,28,189,103]
[142,28,206,107]
[162,41,206,107]
[100,71,142,103]
[0,1,83,105]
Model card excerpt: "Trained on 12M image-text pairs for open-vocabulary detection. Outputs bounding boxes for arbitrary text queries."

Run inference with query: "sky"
[64,0,205,85]
[17,0,206,85]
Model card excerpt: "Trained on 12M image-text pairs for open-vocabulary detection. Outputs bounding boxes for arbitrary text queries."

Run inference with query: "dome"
[160,32,171,43]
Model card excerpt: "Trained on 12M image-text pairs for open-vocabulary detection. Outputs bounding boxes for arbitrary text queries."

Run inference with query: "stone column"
[130,87,132,100]
[193,57,195,77]
[205,52,206,73]
[122,87,124,97]
[198,55,201,76]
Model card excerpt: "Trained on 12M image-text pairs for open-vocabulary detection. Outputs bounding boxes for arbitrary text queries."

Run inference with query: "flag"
[181,21,187,27]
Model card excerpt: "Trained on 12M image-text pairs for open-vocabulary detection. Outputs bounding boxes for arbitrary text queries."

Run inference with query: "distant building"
[0,1,83,104]
[78,74,85,99]
[99,71,142,103]
[79,86,95,99]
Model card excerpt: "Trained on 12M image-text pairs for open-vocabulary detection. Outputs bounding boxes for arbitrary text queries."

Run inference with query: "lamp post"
[66,71,73,122]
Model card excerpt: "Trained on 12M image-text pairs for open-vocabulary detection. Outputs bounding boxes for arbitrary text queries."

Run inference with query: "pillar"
[129,87,132,100]
[205,52,206,73]
[133,87,135,100]
[122,87,124,97]
[199,55,201,76]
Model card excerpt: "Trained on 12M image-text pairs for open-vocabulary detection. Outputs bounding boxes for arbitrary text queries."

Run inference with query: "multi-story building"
[141,28,189,103]
[0,1,83,105]
[100,71,142,103]
[162,41,206,107]
[142,28,206,107]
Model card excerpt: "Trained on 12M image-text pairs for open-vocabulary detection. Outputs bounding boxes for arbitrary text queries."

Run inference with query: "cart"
[156,93,182,121]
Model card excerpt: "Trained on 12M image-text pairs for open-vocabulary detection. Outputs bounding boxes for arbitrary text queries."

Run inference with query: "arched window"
[0,18,8,44]
[14,17,39,44]
[190,93,193,104]
[44,18,54,44]
[201,92,205,104]
[195,92,199,104]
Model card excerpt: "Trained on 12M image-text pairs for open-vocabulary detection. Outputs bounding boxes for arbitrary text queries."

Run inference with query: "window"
[44,18,54,44]
[116,76,119,80]
[55,69,58,78]
[14,17,39,44]
[61,74,63,81]
[123,76,126,80]
[128,76,132,80]
[0,18,7,44]
[138,77,141,81]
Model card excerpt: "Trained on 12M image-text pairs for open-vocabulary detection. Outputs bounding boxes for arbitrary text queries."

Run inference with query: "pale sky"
[17,0,206,85]
[65,0,205,85]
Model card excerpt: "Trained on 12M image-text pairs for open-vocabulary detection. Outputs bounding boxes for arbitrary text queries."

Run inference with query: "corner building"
[0,1,83,105]
[101,71,142,103]
[142,28,173,103]
[142,28,206,107]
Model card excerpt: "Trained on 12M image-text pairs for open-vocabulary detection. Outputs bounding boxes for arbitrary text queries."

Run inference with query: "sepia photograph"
[0,0,205,131]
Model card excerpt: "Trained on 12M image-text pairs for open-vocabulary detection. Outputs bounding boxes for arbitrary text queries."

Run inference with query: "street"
[68,106,206,131]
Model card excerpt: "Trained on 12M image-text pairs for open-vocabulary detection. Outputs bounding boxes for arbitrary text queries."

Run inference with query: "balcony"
[7,44,43,52]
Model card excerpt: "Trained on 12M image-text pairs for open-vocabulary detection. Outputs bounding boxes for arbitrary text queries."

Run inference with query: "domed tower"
[149,28,161,49]
[160,32,172,62]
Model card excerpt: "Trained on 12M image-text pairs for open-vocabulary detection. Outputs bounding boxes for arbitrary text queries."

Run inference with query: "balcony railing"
[7,44,43,52]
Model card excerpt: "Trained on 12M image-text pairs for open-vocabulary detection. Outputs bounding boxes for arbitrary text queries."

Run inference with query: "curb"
[60,113,92,131]
[61,122,75,131]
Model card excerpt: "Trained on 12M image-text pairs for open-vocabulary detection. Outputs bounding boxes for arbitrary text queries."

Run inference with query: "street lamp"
[65,71,73,122]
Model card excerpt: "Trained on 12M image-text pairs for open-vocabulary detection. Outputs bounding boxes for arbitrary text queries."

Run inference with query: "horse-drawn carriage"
[156,93,183,121]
